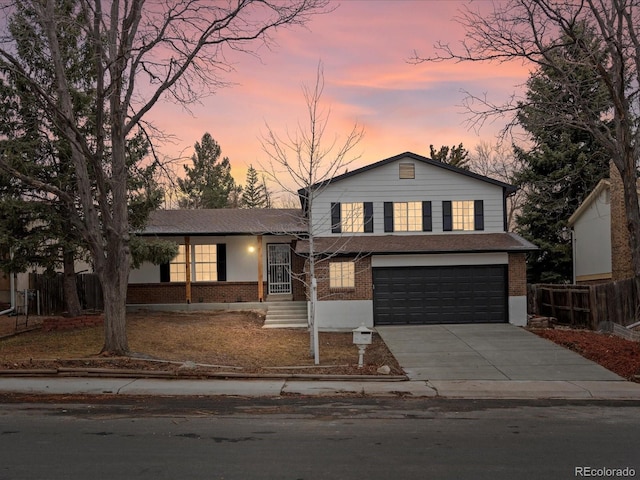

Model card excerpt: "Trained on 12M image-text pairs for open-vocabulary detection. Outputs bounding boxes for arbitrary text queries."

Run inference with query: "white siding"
[310,157,506,236]
[572,189,611,281]
[129,262,159,283]
[509,296,527,326]
[128,235,294,283]
[314,300,373,330]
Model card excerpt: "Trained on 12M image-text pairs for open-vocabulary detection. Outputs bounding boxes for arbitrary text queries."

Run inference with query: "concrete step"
[263,301,308,329]
[266,294,293,302]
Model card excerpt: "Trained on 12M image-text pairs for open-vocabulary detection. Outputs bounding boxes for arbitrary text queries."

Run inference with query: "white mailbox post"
[352,324,373,368]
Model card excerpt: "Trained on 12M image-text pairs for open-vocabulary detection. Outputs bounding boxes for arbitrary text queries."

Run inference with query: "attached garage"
[373,265,507,325]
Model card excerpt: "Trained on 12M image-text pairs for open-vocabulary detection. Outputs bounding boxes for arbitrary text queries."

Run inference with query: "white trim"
[508,296,527,326]
[314,300,373,330]
[371,252,508,268]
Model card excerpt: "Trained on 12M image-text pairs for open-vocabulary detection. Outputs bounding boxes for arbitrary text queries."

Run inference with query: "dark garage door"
[373,265,507,325]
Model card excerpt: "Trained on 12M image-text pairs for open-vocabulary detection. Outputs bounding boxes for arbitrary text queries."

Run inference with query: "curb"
[0,368,409,382]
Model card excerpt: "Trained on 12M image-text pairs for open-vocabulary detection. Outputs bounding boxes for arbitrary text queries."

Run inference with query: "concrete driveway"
[376,324,623,382]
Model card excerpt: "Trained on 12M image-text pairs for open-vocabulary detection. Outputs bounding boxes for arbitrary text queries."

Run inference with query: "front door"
[267,244,292,295]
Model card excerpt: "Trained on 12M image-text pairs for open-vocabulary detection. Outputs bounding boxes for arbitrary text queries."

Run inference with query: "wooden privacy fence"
[29,273,104,316]
[528,276,640,330]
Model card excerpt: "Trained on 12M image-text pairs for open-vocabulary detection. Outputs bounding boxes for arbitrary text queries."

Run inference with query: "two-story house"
[295,152,535,329]
[127,152,535,329]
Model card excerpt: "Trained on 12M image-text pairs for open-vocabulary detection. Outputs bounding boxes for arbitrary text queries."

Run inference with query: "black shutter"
[474,200,484,231]
[422,201,432,232]
[160,263,170,283]
[443,201,452,231]
[331,202,341,233]
[364,202,374,233]
[384,202,394,232]
[217,244,227,281]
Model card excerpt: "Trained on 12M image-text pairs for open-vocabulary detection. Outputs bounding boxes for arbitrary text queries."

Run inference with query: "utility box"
[352,324,373,346]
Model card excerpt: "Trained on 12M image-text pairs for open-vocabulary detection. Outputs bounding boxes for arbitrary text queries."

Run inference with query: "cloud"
[147,0,532,182]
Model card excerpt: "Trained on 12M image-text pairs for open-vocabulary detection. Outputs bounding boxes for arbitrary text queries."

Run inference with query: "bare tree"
[0,0,328,355]
[412,0,640,278]
[468,141,525,231]
[261,62,364,364]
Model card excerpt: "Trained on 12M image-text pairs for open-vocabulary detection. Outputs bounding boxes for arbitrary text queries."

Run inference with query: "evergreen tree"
[178,133,238,209]
[241,165,270,208]
[429,143,470,170]
[515,26,610,283]
[0,2,165,315]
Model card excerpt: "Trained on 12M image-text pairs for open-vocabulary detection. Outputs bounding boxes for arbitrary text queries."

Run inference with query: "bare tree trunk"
[62,250,82,317]
[99,266,130,355]
[620,156,640,278]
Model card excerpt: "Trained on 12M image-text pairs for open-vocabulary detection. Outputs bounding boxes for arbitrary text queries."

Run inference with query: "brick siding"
[609,162,634,281]
[291,250,307,301]
[314,255,372,301]
[127,282,266,304]
[508,253,527,296]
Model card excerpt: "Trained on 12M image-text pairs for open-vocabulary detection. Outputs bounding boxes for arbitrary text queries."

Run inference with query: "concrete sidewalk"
[0,377,436,398]
[1,375,640,400]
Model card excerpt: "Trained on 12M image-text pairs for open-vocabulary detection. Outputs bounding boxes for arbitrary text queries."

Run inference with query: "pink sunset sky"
[148,0,532,196]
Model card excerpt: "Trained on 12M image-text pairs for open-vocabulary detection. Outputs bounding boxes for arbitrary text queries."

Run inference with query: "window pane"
[452,200,474,231]
[193,244,217,281]
[169,245,186,282]
[393,202,422,232]
[329,262,355,289]
[341,203,364,233]
[407,202,422,231]
[169,244,219,282]
[393,203,408,231]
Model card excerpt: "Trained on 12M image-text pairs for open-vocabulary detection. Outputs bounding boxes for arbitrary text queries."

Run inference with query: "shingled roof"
[139,209,306,236]
[295,233,537,255]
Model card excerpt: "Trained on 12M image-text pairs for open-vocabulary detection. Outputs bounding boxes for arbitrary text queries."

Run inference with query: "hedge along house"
[295,152,536,330]
[127,209,307,306]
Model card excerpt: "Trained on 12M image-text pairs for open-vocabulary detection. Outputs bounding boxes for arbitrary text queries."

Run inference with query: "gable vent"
[399,163,415,179]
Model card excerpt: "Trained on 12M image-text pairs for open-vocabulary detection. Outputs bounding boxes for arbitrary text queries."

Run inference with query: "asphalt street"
[1,397,639,480]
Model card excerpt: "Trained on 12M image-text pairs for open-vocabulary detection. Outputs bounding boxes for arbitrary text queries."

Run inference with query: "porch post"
[185,236,192,304]
[257,235,264,302]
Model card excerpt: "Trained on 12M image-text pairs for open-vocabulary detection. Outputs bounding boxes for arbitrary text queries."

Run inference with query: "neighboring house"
[567,179,612,284]
[568,173,639,285]
[130,151,535,329]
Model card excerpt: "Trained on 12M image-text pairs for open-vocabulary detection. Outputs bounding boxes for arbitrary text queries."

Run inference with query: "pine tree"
[241,165,270,208]
[178,133,238,209]
[429,144,470,170]
[515,26,610,283]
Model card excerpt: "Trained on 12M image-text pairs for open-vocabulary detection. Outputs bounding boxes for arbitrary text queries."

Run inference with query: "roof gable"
[298,152,517,199]
[567,179,610,227]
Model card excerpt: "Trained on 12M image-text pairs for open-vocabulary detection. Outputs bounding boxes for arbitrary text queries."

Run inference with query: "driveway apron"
[376,324,623,381]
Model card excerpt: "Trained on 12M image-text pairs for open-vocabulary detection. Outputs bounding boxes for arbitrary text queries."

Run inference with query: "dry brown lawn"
[0,310,402,376]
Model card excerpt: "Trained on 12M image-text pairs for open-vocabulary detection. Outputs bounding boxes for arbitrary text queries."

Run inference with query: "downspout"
[185,236,192,304]
[571,228,577,284]
[0,273,16,316]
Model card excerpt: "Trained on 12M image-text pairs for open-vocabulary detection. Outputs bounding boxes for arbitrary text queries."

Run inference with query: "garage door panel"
[373,265,507,325]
